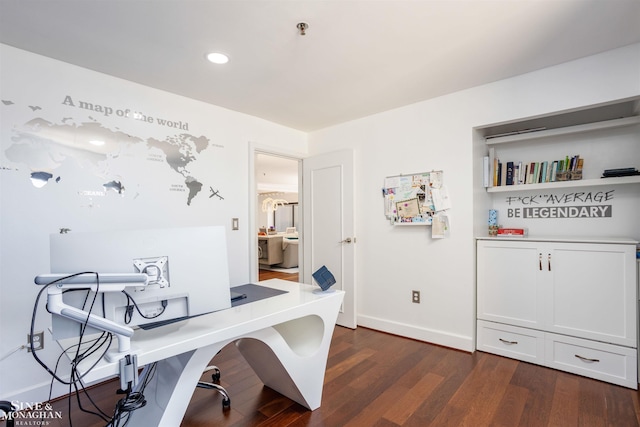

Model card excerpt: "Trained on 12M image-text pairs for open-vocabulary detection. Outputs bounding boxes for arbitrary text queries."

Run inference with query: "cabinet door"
[545,243,637,347]
[477,240,545,329]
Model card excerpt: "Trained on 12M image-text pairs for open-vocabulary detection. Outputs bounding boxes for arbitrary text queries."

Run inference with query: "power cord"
[0,344,27,361]
[30,272,150,426]
[107,362,156,426]
[30,272,105,384]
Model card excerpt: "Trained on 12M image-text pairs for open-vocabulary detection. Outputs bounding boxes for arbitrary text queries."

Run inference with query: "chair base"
[197,365,230,409]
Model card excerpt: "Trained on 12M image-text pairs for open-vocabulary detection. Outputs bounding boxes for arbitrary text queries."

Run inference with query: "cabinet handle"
[547,254,551,271]
[499,338,518,345]
[575,354,600,363]
[539,253,542,270]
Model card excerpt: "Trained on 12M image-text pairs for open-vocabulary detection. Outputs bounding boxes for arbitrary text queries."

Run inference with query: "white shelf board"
[486,175,640,193]
[486,116,640,146]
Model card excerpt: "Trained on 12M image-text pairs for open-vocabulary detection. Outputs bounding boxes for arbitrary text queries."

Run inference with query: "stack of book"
[602,167,639,178]
[489,154,583,187]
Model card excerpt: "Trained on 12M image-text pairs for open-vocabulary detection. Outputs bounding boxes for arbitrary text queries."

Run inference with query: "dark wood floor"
[258,268,299,282]
[45,275,640,426]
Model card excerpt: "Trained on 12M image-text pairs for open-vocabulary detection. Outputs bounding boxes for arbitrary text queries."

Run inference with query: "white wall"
[0,44,307,402]
[308,43,640,352]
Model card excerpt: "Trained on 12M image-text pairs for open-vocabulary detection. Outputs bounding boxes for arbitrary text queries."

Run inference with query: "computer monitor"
[46,226,231,340]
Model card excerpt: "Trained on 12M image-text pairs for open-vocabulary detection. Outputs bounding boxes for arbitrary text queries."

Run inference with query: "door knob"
[340,237,352,244]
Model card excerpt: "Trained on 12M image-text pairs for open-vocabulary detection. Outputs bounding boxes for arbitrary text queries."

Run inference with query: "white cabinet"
[477,241,543,329]
[476,237,638,388]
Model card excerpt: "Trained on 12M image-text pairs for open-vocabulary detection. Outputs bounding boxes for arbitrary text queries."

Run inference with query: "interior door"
[303,149,356,328]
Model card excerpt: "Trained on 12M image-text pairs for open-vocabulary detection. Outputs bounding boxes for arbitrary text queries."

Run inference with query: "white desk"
[64,279,344,426]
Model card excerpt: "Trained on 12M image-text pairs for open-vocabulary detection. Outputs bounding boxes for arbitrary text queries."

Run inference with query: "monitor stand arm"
[46,287,134,353]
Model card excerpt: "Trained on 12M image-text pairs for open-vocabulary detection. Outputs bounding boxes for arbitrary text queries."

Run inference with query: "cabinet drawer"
[545,333,637,389]
[477,320,544,365]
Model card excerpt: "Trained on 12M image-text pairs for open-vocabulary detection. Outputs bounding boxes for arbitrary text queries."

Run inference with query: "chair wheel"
[222,397,231,409]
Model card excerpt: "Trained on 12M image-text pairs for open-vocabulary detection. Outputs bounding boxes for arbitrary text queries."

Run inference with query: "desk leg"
[127,342,225,427]
[236,312,339,410]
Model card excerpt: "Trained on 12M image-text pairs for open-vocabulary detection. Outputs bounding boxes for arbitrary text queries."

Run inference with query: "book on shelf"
[502,162,508,186]
[569,155,581,171]
[506,161,514,185]
[489,147,496,187]
[487,154,587,187]
[540,161,548,183]
[551,160,558,181]
[517,161,524,184]
[527,162,534,184]
[534,162,541,183]
[483,156,489,187]
[497,227,528,237]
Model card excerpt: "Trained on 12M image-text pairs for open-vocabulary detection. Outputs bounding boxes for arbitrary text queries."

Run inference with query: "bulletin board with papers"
[382,171,451,238]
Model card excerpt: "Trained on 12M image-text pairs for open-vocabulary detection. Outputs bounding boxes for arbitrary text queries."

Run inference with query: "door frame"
[248,142,305,283]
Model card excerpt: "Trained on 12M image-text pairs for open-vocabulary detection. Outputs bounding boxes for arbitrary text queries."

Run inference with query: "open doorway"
[254,153,300,282]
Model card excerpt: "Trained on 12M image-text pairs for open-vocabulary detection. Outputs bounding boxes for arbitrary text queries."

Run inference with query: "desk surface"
[64,279,343,383]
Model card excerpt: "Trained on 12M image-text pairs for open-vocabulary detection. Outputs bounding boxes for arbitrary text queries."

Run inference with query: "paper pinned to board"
[430,186,451,211]
[432,212,450,239]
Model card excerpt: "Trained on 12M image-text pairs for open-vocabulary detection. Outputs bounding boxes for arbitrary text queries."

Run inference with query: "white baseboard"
[4,375,114,406]
[357,314,474,353]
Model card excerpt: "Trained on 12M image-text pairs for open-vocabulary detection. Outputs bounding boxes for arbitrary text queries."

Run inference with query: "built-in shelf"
[486,115,640,146]
[487,175,640,193]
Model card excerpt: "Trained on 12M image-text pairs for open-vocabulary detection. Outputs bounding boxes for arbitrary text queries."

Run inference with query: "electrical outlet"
[28,331,44,352]
[412,290,420,304]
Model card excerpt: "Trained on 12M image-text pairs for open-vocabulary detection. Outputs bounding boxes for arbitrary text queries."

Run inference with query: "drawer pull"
[499,338,518,345]
[575,354,600,363]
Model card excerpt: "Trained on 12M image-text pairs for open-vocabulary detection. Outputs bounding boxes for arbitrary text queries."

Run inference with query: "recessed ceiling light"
[89,140,105,146]
[206,52,229,64]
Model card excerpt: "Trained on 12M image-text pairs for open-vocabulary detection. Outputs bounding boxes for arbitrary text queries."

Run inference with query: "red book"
[497,228,527,236]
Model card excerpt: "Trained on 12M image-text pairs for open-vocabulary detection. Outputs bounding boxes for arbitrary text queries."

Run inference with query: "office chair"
[0,400,16,427]
[197,365,231,409]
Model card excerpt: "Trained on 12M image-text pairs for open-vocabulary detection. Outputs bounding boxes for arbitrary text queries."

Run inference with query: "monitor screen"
[47,226,231,340]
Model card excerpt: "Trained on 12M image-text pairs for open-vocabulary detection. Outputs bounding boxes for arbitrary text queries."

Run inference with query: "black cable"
[70,373,111,423]
[106,362,157,427]
[30,272,102,384]
[69,334,114,421]
[30,273,113,424]
[31,272,152,425]
[121,291,167,324]
[46,303,114,425]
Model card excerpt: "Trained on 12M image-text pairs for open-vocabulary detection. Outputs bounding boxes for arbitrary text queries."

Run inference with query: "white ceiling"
[1,0,639,133]
[2,1,639,192]
[255,153,299,194]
